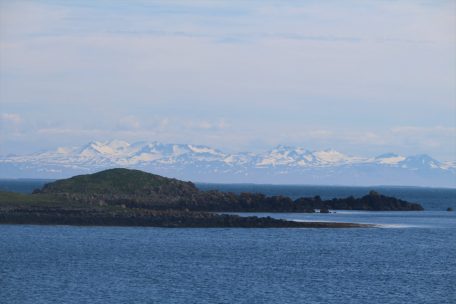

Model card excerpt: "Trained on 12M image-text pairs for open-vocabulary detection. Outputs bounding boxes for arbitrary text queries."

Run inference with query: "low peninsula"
[0,168,423,228]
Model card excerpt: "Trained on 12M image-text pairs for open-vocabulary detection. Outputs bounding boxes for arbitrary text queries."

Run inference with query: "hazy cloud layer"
[1,0,455,160]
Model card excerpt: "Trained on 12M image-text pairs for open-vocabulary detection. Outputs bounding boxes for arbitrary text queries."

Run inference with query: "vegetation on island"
[0,168,423,228]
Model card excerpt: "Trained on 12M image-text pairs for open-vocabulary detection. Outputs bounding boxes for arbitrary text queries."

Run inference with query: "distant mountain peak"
[106,139,130,149]
[0,140,454,187]
[401,154,441,169]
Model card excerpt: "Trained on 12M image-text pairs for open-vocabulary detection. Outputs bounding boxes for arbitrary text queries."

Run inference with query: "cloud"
[183,119,229,131]
[0,1,454,161]
[0,113,22,125]
[391,126,456,136]
[0,113,24,136]
[2,117,456,161]
[116,115,141,130]
[387,126,456,155]
[1,0,454,111]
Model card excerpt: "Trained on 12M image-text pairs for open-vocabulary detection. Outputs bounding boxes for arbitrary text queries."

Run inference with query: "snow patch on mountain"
[0,140,454,187]
[375,153,406,165]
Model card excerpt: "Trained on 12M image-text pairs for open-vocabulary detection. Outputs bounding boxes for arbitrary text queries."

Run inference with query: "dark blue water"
[1,225,455,304]
[0,179,54,194]
[1,181,455,303]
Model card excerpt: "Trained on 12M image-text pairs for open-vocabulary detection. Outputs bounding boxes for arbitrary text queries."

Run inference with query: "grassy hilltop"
[39,168,197,196]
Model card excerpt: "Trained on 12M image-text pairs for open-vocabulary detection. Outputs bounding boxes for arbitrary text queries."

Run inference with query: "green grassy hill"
[39,168,198,196]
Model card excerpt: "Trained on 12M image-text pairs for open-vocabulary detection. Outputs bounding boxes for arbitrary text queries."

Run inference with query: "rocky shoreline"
[0,207,370,228]
[0,168,422,228]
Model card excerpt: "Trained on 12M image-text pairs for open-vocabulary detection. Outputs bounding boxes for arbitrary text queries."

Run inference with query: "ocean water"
[1,181,456,303]
[0,179,54,194]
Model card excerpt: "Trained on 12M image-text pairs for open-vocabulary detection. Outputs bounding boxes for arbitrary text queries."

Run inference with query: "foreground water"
[1,181,455,303]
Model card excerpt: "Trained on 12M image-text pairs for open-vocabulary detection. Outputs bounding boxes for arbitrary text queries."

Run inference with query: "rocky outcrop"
[0,206,369,228]
[293,191,423,211]
[33,169,424,212]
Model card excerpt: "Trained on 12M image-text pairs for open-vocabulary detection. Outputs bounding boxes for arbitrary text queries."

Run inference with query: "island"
[0,168,423,228]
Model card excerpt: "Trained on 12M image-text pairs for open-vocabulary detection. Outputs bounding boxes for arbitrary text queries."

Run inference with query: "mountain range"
[1,140,455,187]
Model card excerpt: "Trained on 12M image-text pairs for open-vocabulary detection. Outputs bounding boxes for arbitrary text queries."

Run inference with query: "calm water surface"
[1,181,455,303]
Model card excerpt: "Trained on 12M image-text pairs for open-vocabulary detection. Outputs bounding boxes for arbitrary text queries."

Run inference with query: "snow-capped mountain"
[1,140,455,187]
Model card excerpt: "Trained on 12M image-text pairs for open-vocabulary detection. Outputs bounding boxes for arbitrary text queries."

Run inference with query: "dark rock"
[0,207,370,228]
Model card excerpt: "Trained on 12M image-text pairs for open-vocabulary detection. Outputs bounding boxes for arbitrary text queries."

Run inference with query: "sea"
[1,180,455,304]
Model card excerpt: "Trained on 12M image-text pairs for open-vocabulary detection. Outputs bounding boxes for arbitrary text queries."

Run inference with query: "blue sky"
[0,0,455,160]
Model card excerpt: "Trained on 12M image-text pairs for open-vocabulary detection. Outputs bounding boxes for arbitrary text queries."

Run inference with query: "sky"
[0,0,455,161]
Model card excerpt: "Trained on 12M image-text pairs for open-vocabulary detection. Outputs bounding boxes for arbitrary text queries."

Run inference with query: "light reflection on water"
[227,210,456,229]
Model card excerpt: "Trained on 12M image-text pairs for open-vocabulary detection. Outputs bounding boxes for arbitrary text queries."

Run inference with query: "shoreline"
[0,210,372,228]
[0,222,373,228]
